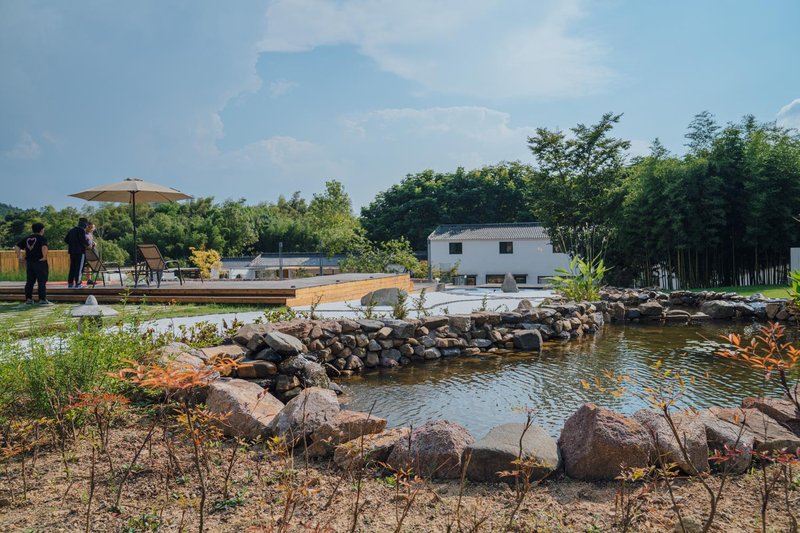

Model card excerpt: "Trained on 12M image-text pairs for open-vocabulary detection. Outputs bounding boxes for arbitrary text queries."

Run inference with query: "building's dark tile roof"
[221,253,346,269]
[428,223,548,241]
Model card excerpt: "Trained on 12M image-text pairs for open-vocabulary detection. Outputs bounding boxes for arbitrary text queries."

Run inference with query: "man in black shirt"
[15,222,51,305]
[65,217,89,288]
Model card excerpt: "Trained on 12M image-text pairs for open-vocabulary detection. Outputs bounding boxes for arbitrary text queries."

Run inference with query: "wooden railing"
[0,249,71,277]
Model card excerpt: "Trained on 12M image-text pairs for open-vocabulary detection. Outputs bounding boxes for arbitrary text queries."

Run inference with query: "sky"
[1,0,799,211]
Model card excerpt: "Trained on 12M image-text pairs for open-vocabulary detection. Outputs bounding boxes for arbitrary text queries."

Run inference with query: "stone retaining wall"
[162,292,800,486]
[602,287,799,321]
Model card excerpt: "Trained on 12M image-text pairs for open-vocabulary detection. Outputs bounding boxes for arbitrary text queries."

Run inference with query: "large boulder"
[334,427,410,469]
[558,403,655,481]
[206,379,284,439]
[633,410,708,474]
[267,387,340,444]
[465,423,559,483]
[307,410,388,458]
[382,318,415,339]
[360,288,407,306]
[638,301,664,317]
[741,397,800,435]
[709,407,800,453]
[387,420,474,479]
[691,410,754,474]
[501,273,519,293]
[265,331,306,356]
[512,329,543,351]
[699,300,737,319]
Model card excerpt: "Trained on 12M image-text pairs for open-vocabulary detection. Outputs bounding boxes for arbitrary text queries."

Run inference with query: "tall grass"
[0,320,161,421]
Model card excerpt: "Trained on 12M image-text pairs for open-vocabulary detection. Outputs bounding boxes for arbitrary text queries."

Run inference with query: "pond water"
[339,321,799,439]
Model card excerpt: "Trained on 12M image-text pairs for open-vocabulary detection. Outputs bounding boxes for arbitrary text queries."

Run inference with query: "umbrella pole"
[132,192,137,288]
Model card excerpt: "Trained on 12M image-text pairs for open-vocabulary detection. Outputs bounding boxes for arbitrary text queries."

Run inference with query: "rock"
[200,344,248,361]
[638,301,664,317]
[665,309,691,321]
[423,348,441,359]
[382,319,415,338]
[279,355,309,375]
[357,319,385,332]
[206,379,284,439]
[558,403,654,481]
[625,308,641,320]
[741,397,800,434]
[334,427,411,469]
[268,387,340,444]
[690,410,754,474]
[387,420,474,479]
[633,410,709,474]
[274,374,300,393]
[699,300,737,319]
[233,323,272,346]
[307,410,388,458]
[338,319,360,333]
[501,273,519,293]
[365,352,380,367]
[421,316,449,329]
[448,315,472,333]
[512,329,542,351]
[265,331,306,356]
[465,423,559,483]
[360,287,407,306]
[709,407,800,453]
[236,361,278,379]
[252,348,281,362]
[766,302,783,320]
[376,327,393,339]
[516,299,534,311]
[302,361,330,389]
[470,338,493,349]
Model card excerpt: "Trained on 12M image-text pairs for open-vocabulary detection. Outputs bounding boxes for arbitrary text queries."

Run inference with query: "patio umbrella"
[70,178,192,283]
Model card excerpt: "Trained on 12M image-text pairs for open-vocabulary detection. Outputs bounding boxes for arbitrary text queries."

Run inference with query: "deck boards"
[0,273,413,306]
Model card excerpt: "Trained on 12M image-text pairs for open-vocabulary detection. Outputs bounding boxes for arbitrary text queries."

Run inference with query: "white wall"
[429,239,570,285]
[792,248,800,273]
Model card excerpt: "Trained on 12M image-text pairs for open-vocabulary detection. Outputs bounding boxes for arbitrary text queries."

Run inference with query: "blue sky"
[1,0,799,210]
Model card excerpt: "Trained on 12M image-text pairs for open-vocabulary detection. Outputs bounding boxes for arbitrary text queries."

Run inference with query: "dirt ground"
[1,413,797,533]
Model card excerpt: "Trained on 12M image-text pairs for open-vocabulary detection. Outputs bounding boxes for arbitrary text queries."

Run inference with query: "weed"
[550,254,609,301]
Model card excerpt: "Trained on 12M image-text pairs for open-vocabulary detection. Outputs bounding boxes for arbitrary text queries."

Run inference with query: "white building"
[427,223,571,286]
[792,248,800,273]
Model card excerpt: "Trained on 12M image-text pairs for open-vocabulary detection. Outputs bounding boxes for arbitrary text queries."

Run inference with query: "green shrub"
[0,322,160,420]
[789,269,800,307]
[550,255,609,301]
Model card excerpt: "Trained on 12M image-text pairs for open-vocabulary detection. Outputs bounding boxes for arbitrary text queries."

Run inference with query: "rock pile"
[225,304,606,401]
[601,287,798,322]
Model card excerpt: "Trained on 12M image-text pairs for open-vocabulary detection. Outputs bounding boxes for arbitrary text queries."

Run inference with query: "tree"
[526,112,631,259]
[307,180,365,255]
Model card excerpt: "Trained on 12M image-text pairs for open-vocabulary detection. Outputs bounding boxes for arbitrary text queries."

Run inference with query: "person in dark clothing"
[16,222,50,305]
[65,217,89,288]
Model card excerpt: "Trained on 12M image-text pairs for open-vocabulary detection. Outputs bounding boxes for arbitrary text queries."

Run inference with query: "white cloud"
[4,132,41,160]
[260,0,612,99]
[268,79,298,98]
[777,99,800,130]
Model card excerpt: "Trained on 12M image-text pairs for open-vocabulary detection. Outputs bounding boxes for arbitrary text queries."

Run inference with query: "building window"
[464,275,477,286]
[485,274,505,284]
[513,274,527,284]
[449,242,463,254]
[499,241,513,254]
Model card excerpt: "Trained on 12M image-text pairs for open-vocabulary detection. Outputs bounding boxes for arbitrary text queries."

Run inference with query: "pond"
[339,321,799,438]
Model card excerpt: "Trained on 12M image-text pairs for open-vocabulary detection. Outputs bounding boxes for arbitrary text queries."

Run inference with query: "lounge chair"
[84,247,124,286]
[134,244,184,288]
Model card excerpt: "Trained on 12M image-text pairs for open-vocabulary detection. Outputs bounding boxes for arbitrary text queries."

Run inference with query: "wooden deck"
[0,273,413,306]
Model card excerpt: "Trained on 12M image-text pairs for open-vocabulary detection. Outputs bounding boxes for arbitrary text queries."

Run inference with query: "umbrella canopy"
[70,178,192,286]
[70,177,192,203]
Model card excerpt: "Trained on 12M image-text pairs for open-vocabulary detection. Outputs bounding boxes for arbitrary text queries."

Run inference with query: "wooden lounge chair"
[135,244,184,288]
[84,247,124,286]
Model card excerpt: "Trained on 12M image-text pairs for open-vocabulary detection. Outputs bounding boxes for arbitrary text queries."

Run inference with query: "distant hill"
[0,203,18,217]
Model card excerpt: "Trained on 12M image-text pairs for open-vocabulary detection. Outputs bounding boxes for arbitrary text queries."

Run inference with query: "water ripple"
[340,322,798,438]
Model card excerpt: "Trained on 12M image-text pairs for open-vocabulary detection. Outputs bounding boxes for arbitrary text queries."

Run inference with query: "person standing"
[83,222,97,286]
[15,222,51,305]
[65,217,89,288]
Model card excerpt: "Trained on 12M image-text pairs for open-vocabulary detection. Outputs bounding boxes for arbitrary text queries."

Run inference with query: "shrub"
[0,322,160,421]
[789,269,800,307]
[339,237,420,274]
[549,255,609,301]
[189,247,222,279]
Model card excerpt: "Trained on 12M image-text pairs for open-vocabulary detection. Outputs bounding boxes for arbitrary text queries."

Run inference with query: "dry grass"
[0,411,795,533]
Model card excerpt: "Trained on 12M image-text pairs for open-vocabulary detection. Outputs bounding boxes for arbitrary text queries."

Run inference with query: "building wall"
[429,239,570,285]
[792,248,800,273]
